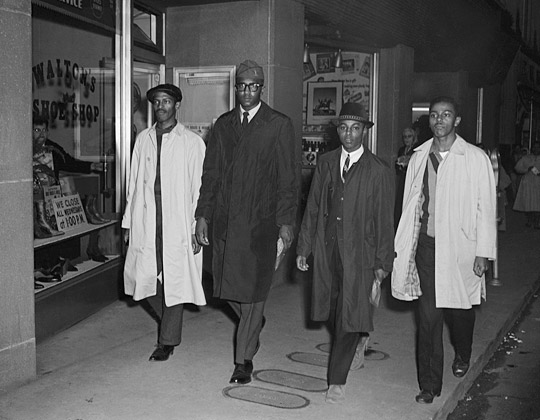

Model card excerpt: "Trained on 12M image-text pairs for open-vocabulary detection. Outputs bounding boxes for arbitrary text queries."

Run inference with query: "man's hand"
[473,256,489,277]
[279,225,294,250]
[123,228,129,245]
[192,234,201,254]
[296,255,309,271]
[90,162,104,172]
[195,218,210,246]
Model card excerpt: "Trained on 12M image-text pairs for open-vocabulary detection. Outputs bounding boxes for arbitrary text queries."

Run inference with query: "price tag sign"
[52,194,88,232]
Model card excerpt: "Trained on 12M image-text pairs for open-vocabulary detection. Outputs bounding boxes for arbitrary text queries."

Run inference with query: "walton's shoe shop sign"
[32,0,116,32]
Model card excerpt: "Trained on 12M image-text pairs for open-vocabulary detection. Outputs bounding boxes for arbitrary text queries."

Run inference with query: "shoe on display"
[88,194,110,223]
[84,195,107,225]
[34,200,64,237]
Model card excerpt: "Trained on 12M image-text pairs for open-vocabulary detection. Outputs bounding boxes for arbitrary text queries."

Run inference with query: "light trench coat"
[392,136,497,309]
[122,123,206,307]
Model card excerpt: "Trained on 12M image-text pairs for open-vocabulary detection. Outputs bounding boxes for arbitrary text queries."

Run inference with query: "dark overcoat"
[297,147,394,332]
[195,101,299,303]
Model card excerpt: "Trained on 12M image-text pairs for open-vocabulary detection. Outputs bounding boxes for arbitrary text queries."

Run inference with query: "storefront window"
[31,0,123,339]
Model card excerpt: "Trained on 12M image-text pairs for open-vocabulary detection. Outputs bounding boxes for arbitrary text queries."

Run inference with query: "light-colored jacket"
[392,136,497,309]
[122,123,206,307]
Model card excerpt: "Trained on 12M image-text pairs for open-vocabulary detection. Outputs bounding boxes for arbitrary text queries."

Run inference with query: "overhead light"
[303,43,310,64]
[334,49,342,68]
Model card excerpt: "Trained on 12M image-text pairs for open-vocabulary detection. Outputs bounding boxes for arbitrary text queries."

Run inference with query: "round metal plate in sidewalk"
[316,343,389,361]
[253,369,327,392]
[286,351,328,367]
[223,385,310,409]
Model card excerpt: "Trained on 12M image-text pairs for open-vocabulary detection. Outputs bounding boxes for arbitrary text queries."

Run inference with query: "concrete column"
[0,0,36,391]
[378,44,414,165]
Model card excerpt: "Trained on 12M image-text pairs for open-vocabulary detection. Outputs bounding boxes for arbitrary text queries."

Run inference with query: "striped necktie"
[342,153,350,182]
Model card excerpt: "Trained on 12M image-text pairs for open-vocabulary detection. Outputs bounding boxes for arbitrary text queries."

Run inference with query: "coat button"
[337,216,341,221]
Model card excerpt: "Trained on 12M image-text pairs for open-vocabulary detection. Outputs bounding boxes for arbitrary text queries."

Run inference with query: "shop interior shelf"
[34,254,121,295]
[34,218,118,250]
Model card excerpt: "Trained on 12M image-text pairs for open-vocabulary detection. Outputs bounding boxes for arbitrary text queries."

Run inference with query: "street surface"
[448,292,540,420]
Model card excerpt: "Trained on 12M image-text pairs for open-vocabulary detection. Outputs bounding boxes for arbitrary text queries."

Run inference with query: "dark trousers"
[228,300,266,365]
[416,234,476,393]
[327,245,361,385]
[147,279,184,346]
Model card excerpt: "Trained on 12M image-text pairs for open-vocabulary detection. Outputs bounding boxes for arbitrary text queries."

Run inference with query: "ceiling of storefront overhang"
[145,0,520,84]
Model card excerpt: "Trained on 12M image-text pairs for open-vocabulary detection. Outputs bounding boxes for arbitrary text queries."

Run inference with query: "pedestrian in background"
[296,102,394,403]
[392,96,497,404]
[513,141,540,228]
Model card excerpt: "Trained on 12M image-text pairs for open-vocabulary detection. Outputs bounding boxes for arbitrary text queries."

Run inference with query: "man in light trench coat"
[392,96,497,404]
[122,84,206,362]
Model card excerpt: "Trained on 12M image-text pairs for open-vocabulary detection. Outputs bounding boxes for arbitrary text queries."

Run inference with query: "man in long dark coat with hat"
[296,102,394,403]
[195,59,299,385]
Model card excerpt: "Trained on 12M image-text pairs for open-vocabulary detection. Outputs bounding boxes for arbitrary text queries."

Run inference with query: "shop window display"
[32,1,122,340]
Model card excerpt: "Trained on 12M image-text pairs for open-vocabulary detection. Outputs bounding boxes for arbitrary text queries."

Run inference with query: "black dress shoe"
[230,363,252,384]
[415,390,440,404]
[452,356,470,378]
[149,344,174,362]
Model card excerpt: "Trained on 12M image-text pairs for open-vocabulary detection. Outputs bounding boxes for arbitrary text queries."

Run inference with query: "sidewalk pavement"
[1,209,539,420]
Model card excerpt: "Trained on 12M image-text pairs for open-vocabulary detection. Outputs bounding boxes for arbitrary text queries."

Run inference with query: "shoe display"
[88,194,110,223]
[84,195,107,225]
[325,384,346,404]
[86,232,108,263]
[452,355,470,378]
[415,390,440,404]
[148,344,174,361]
[34,200,64,237]
[34,282,45,290]
[229,363,252,384]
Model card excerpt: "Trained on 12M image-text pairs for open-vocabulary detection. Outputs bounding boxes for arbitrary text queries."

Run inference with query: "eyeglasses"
[235,82,263,92]
[33,127,48,134]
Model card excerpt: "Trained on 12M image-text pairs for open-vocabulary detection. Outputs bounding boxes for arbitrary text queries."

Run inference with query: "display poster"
[52,193,88,232]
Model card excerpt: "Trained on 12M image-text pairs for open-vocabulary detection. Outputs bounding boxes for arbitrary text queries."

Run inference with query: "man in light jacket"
[392,96,497,404]
[122,84,206,362]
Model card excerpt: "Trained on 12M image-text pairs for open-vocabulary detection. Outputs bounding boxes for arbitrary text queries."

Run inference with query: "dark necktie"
[342,153,350,181]
[242,111,249,130]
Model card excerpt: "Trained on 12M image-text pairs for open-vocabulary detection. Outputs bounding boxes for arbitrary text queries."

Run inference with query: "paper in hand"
[369,278,381,307]
[275,237,285,271]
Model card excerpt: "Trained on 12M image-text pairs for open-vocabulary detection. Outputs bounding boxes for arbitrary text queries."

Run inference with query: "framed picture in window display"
[307,81,343,125]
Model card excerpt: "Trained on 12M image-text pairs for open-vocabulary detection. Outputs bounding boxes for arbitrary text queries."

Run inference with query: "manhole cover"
[253,369,327,392]
[223,385,310,409]
[286,351,328,367]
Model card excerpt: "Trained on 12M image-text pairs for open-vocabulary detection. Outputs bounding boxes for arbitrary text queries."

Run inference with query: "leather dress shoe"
[230,361,253,385]
[452,355,470,378]
[415,390,440,404]
[149,344,174,361]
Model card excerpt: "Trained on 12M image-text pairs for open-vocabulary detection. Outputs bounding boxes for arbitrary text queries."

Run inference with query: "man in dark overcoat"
[195,59,299,385]
[296,102,394,403]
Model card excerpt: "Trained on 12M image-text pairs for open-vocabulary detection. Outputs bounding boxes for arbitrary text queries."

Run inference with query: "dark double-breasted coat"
[195,101,299,303]
[297,147,394,332]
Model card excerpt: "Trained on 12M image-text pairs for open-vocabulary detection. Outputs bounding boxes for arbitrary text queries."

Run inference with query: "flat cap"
[236,60,264,83]
[146,83,183,103]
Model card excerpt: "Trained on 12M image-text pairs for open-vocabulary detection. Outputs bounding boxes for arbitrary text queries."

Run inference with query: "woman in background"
[513,142,540,228]
[395,127,417,228]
